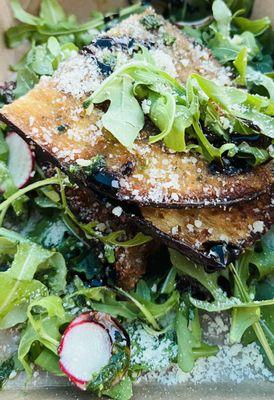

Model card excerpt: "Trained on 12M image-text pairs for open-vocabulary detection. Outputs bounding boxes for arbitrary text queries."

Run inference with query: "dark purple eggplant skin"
[128,214,231,270]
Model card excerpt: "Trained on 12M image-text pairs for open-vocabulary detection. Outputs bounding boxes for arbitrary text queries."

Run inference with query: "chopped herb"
[0,357,14,389]
[140,15,163,30]
[69,155,106,176]
[87,345,130,393]
[163,32,176,46]
[105,244,116,264]
[56,124,69,133]
[102,52,118,71]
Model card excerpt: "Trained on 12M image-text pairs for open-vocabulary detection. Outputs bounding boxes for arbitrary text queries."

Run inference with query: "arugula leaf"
[34,348,64,376]
[234,142,270,166]
[233,106,274,138]
[192,73,247,109]
[170,249,274,311]
[233,47,248,85]
[148,92,176,144]
[212,0,232,38]
[176,300,218,372]
[6,238,66,293]
[40,0,66,25]
[71,286,138,320]
[233,16,271,36]
[246,67,274,100]
[250,228,274,278]
[11,0,41,26]
[0,233,67,329]
[230,306,260,342]
[0,275,47,329]
[0,131,9,163]
[5,24,35,48]
[102,376,133,400]
[0,160,28,217]
[13,66,39,98]
[93,75,144,149]
[164,105,193,151]
[229,263,274,366]
[18,296,69,374]
[192,73,274,139]
[242,278,274,367]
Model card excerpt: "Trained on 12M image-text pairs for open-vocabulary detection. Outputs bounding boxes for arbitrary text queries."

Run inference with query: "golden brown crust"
[1,80,272,208]
[1,9,272,208]
[140,194,273,261]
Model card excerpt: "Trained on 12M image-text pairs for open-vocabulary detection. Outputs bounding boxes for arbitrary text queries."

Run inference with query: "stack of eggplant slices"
[1,7,273,289]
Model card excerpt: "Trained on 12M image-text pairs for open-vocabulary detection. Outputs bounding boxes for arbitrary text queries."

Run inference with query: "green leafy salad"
[0,1,273,399]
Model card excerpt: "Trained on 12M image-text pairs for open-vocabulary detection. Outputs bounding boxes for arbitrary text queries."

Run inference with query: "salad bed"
[0,1,273,399]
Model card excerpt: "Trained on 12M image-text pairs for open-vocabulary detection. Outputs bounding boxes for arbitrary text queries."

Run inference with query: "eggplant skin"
[138,194,273,268]
[64,178,273,270]
[1,8,273,208]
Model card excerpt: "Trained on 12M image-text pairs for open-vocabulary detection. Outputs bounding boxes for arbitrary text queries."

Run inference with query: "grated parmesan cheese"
[135,313,273,385]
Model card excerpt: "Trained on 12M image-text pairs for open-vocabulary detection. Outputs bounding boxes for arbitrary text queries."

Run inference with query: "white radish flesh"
[59,321,112,386]
[6,132,34,188]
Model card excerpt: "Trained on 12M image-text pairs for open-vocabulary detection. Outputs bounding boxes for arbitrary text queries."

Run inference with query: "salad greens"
[5,0,145,98]
[88,54,273,164]
[84,0,274,166]
[0,0,273,399]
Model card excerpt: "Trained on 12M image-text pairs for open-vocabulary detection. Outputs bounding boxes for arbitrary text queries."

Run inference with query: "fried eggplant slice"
[62,180,273,269]
[137,194,273,268]
[1,9,272,208]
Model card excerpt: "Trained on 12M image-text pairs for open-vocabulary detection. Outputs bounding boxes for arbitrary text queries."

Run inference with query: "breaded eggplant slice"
[0,9,273,207]
[137,193,273,268]
[64,182,273,269]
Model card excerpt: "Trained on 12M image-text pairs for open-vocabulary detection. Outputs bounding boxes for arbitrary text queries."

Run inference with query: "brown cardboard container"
[0,0,273,398]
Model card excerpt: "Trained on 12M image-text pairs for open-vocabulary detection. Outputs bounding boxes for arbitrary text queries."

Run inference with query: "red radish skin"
[66,312,91,329]
[5,132,34,188]
[59,319,112,390]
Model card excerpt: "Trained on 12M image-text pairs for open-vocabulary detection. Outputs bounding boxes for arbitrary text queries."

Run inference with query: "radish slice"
[6,132,34,188]
[58,311,130,391]
[59,321,112,388]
